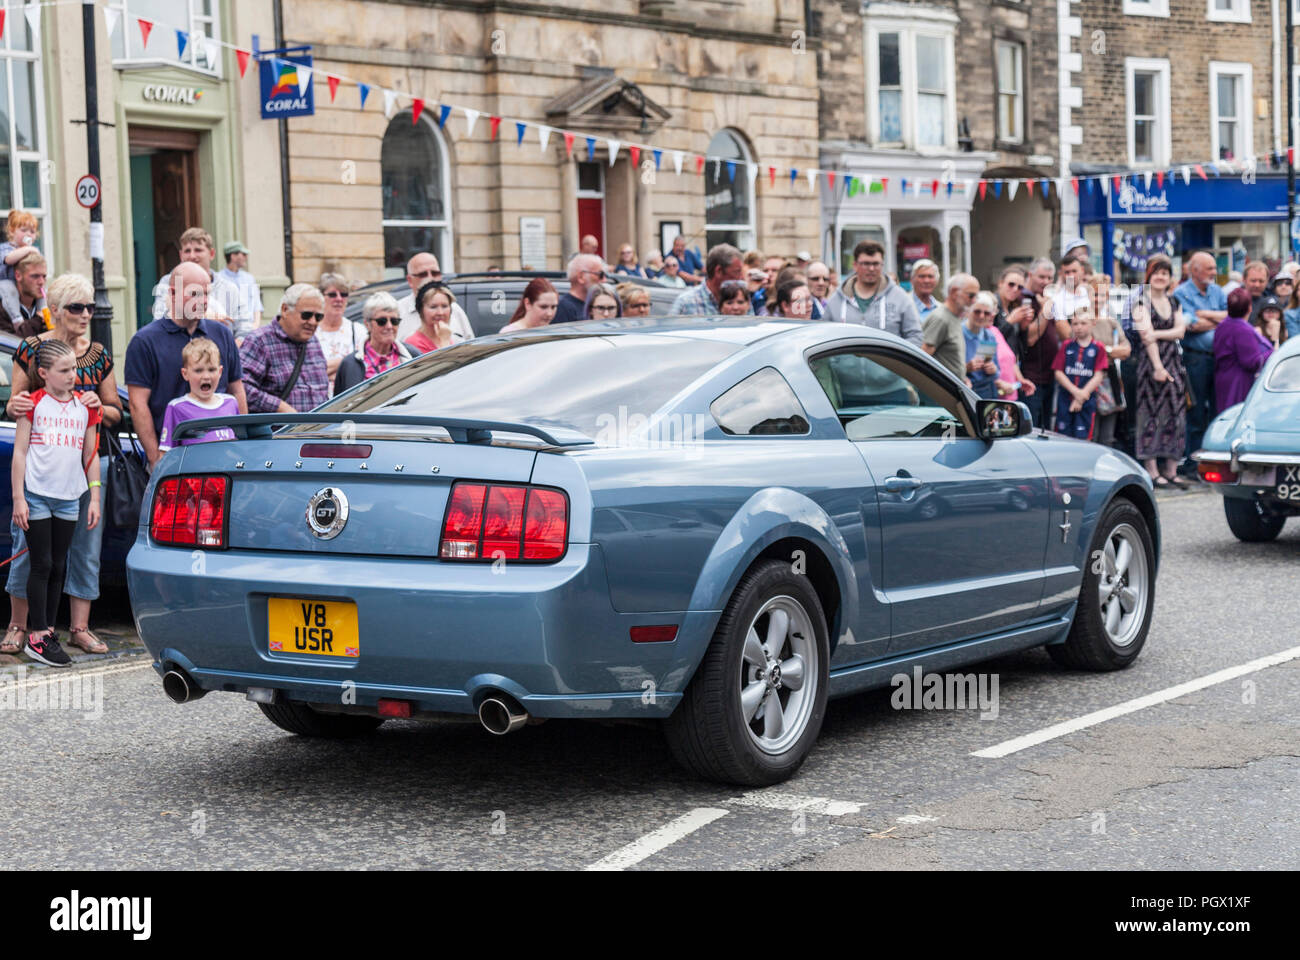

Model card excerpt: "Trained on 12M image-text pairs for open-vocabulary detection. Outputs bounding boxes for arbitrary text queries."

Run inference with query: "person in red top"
[10,339,101,667]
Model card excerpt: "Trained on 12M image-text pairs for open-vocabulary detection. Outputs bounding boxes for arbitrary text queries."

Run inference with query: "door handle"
[884,476,924,492]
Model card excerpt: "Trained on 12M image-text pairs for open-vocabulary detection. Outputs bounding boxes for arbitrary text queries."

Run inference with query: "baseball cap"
[1063,238,1089,257]
[796,250,813,261]
[223,241,250,257]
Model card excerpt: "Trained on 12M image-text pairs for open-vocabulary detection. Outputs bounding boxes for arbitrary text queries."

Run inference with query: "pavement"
[3,485,1298,870]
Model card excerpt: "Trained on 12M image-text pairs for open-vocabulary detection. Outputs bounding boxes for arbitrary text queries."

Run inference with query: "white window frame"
[1123,0,1170,15]
[1209,61,1253,163]
[381,112,454,274]
[109,1,224,78]
[995,40,1024,144]
[864,5,959,153]
[704,129,756,251]
[1206,0,1251,24]
[0,19,50,259]
[1125,58,1171,168]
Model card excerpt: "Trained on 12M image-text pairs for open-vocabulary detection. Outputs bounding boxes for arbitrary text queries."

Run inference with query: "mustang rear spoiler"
[171,413,594,447]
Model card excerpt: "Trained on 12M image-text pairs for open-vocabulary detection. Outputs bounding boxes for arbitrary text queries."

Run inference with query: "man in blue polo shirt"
[1171,251,1227,472]
[125,261,248,468]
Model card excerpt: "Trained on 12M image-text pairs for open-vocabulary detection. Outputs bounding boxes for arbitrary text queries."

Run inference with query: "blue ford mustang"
[1193,335,1300,541]
[127,318,1160,785]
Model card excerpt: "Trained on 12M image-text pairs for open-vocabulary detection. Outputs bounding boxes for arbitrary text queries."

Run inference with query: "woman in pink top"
[402,281,458,355]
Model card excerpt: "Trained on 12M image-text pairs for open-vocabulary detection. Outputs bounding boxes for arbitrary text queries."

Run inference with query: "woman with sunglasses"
[313,272,365,391]
[2,273,122,662]
[333,292,415,395]
[1270,271,1300,340]
[584,283,622,321]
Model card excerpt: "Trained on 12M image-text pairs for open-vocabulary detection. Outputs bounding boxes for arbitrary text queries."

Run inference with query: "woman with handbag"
[1130,255,1189,488]
[1089,273,1131,448]
[1,273,121,659]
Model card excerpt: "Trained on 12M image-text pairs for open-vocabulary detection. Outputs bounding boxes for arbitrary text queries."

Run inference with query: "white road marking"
[972,644,1300,759]
[728,790,861,816]
[896,814,938,824]
[586,808,729,871]
[1,659,152,692]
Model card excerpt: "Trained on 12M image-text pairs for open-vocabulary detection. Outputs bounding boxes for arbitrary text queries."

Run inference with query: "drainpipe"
[273,0,294,280]
[1273,0,1282,158]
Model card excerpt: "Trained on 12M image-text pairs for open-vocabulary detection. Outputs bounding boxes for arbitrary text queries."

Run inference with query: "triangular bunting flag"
[789,168,798,187]
[1026,179,1035,197]
[1100,176,1110,197]
[1143,170,1152,190]
[879,177,888,193]
[768,166,776,188]
[236,49,251,78]
[438,104,451,128]
[806,168,816,190]
[826,171,836,191]
[1209,162,1221,177]
[979,180,987,201]
[412,99,424,125]
[673,151,684,175]
[137,18,153,49]
[327,75,340,103]
[746,162,759,187]
[515,122,526,147]
[900,178,908,194]
[1194,164,1206,181]
[963,179,975,197]
[844,175,855,196]
[653,149,662,170]
[297,66,312,97]
[1180,166,1191,185]
[564,131,576,157]
[176,30,188,60]
[539,126,551,152]
[358,82,371,109]
[1156,171,1164,189]
[930,179,939,195]
[585,136,595,161]
[464,108,480,137]
[946,181,953,196]
[1008,179,1020,201]
[383,89,397,118]
[24,3,37,43]
[629,145,640,169]
[1112,176,1122,193]
[607,140,620,167]
[992,181,1003,198]
[696,155,706,175]
[103,7,119,38]
[725,160,734,182]
[490,116,501,140]
[1071,178,1079,196]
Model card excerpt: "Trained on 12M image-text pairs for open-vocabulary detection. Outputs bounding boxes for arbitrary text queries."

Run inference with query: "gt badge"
[306,487,349,540]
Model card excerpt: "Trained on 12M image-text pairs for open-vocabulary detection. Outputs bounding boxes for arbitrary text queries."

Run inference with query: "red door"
[577,198,604,257]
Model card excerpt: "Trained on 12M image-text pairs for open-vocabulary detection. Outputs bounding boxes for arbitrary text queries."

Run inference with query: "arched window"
[705,129,755,251]
[381,112,453,277]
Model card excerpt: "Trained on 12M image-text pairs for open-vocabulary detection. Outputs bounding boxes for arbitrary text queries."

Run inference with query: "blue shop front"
[1078,174,1296,284]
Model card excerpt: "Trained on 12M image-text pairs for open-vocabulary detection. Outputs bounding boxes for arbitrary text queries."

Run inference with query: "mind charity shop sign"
[259,53,315,119]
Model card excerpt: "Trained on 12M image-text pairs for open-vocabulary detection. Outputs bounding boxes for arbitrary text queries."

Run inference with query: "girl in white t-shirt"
[10,339,101,667]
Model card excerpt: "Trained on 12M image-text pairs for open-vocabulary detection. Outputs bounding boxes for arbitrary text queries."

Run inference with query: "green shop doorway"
[128,126,200,330]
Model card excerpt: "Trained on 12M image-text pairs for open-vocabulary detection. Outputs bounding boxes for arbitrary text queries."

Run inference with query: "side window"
[809,349,975,440]
[0,349,13,420]
[711,366,810,436]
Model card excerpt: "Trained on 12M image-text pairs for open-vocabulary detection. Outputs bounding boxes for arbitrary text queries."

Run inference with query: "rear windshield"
[316,333,737,439]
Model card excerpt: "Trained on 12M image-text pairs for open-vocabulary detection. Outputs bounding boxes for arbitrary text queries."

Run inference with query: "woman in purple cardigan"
[1214,287,1274,414]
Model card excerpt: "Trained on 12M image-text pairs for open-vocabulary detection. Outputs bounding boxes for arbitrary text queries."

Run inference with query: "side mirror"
[978,399,1033,439]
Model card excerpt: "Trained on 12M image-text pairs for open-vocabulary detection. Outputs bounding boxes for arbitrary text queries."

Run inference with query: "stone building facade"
[813,0,1063,286]
[1070,0,1293,282]
[282,0,822,283]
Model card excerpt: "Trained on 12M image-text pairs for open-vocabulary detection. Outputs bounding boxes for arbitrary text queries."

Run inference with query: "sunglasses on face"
[323,290,348,299]
[369,315,400,326]
[64,302,95,315]
[410,269,442,281]
[298,311,325,321]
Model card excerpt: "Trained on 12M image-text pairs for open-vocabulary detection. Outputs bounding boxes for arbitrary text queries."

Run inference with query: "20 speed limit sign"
[75,174,101,209]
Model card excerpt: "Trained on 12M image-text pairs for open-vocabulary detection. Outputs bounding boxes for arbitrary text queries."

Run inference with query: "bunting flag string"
[327,75,340,103]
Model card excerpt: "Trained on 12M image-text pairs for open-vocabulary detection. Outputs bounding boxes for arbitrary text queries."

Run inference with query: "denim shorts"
[7,461,107,602]
[26,491,81,522]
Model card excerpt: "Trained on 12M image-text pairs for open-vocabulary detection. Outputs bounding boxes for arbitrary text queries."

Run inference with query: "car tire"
[258,701,386,738]
[1223,497,1286,543]
[664,559,829,786]
[1048,499,1155,672]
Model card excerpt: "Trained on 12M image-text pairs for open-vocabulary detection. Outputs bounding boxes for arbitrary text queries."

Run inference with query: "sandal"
[1152,476,1170,488]
[1,623,24,655]
[1167,475,1188,489]
[67,627,108,655]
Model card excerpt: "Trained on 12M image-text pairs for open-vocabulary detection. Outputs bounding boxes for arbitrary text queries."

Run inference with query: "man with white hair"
[395,252,473,342]
[555,253,605,324]
[1172,250,1227,468]
[239,283,330,414]
[909,259,940,320]
[922,273,979,380]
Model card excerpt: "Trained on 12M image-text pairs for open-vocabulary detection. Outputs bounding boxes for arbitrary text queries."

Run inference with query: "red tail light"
[1197,462,1236,484]
[151,475,229,547]
[439,482,568,562]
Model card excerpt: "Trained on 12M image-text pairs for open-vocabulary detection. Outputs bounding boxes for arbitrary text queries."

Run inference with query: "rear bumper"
[1191,450,1300,509]
[126,539,720,719]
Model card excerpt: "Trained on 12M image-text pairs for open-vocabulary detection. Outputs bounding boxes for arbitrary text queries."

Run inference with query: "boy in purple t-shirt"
[158,338,240,451]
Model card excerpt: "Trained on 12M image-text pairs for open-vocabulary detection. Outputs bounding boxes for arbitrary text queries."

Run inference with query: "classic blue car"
[126,318,1160,785]
[1193,335,1300,541]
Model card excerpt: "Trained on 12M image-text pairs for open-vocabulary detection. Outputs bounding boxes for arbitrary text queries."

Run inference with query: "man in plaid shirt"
[668,243,748,316]
[239,284,330,413]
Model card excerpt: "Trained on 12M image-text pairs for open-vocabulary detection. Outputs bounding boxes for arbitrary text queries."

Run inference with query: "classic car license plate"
[1239,465,1276,487]
[1276,466,1300,500]
[267,599,359,658]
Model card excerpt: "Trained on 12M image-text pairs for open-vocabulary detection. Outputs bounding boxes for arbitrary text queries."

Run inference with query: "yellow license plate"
[267,598,359,658]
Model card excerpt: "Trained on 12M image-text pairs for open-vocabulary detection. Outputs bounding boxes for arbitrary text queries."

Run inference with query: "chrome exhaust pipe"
[478,695,528,735]
[162,668,207,703]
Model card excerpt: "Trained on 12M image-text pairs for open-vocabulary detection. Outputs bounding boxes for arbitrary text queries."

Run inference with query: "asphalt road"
[3,487,1298,870]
